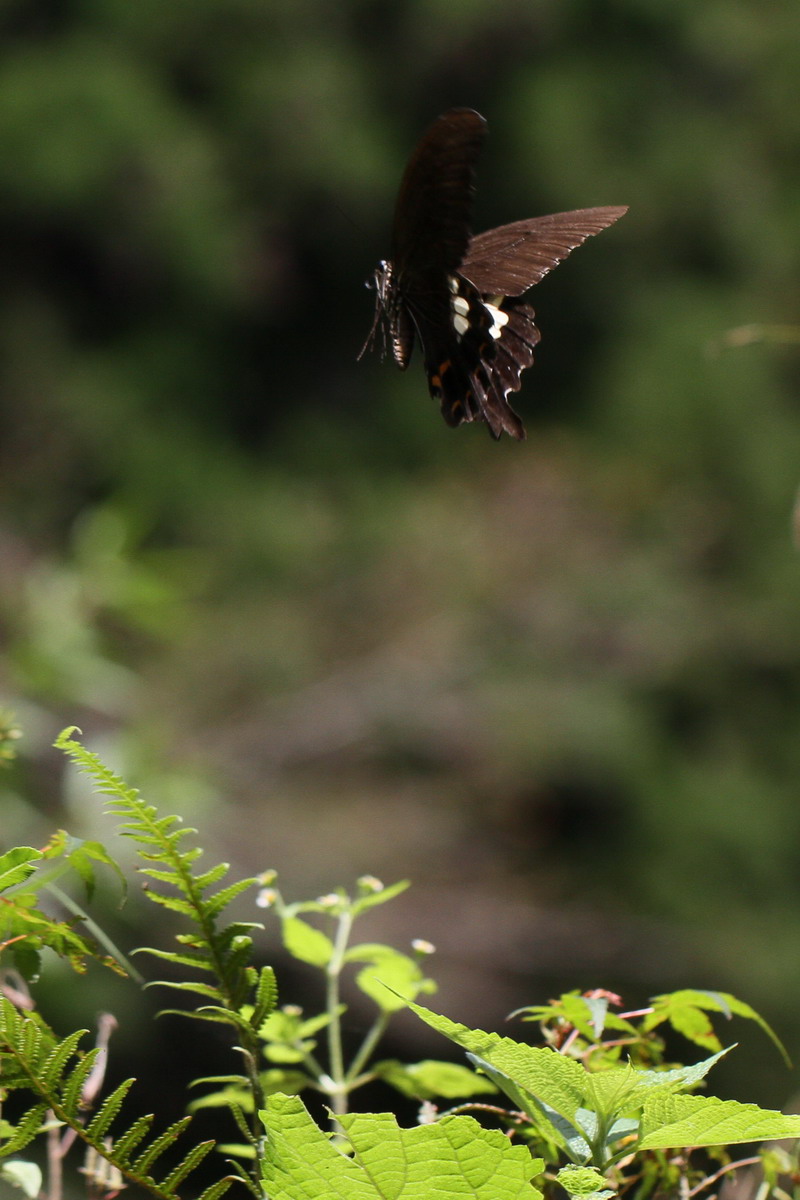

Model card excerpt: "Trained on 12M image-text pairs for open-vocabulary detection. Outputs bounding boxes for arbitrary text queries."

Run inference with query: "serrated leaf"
[192,863,231,890]
[261,1092,543,1200]
[623,1048,732,1098]
[638,1093,800,1149]
[406,1000,586,1128]
[280,916,334,967]
[579,1051,732,1120]
[144,894,198,918]
[40,1029,87,1088]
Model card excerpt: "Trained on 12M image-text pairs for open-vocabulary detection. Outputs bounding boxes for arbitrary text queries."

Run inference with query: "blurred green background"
[3,0,800,1111]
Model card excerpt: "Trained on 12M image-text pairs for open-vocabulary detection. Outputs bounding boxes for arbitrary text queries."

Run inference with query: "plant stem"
[325,909,353,1116]
[348,1011,390,1083]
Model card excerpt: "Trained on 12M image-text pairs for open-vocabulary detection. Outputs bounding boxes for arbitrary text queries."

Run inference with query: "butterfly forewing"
[460,207,629,296]
[391,108,486,282]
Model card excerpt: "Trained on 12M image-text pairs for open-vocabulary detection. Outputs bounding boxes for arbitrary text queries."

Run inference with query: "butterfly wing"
[391,108,486,283]
[420,278,537,441]
[436,206,628,439]
[363,109,627,441]
[460,206,629,296]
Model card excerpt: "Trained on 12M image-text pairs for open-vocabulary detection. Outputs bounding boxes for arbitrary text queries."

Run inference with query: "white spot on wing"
[453,313,470,337]
[485,301,509,340]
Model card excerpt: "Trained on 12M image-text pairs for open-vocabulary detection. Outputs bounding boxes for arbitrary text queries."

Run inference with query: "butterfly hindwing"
[422,276,540,440]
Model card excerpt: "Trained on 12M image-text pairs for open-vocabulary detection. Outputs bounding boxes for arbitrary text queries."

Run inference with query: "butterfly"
[360,108,627,440]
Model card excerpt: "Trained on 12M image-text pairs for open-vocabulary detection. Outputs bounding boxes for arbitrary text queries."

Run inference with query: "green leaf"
[645,991,790,1067]
[65,839,125,902]
[352,950,432,1012]
[638,1093,800,1149]
[556,1165,615,1200]
[280,916,334,967]
[404,1000,586,1127]
[351,880,410,916]
[261,1092,543,1200]
[0,848,42,892]
[375,1059,498,1101]
[579,1048,732,1119]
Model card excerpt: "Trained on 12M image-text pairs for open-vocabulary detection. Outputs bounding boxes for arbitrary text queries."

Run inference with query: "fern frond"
[130,1116,192,1174]
[250,966,278,1031]
[110,1113,154,1159]
[229,1103,255,1144]
[0,997,59,1086]
[40,1029,88,1089]
[139,867,193,886]
[146,980,225,1002]
[61,1048,103,1114]
[154,1008,250,1034]
[143,947,215,971]
[196,1177,237,1200]
[192,864,231,891]
[54,729,267,1186]
[159,1138,215,1193]
[143,893,201,918]
[83,1078,136,1141]
[0,1102,48,1156]
[203,879,259,918]
[3,993,230,1199]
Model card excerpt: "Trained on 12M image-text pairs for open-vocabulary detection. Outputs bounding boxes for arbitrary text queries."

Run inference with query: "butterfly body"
[362,108,627,440]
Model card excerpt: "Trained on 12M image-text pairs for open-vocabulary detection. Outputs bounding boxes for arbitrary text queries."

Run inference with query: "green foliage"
[4,731,800,1200]
[260,1092,544,1200]
[0,835,126,978]
[192,875,462,1124]
[514,988,791,1069]
[0,995,225,1198]
[3,11,800,1094]
[398,997,800,1195]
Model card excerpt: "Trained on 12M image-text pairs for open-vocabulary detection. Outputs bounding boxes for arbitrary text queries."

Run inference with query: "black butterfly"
[360,108,627,440]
